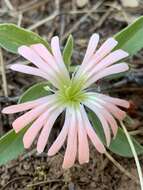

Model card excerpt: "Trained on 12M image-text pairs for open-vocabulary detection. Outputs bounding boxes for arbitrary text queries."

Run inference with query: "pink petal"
[80,105,105,153]
[51,36,70,79]
[83,101,111,146]
[91,99,118,137]
[23,109,50,149]
[97,93,130,108]
[86,50,128,78]
[88,94,127,120]
[18,46,60,88]
[85,63,129,87]
[2,94,56,114]
[10,64,51,81]
[36,106,65,153]
[62,108,77,169]
[76,108,89,164]
[12,103,49,133]
[48,109,70,156]
[92,38,118,63]
[82,33,99,65]
[30,44,59,73]
[99,100,126,120]
[86,92,129,108]
[79,38,118,73]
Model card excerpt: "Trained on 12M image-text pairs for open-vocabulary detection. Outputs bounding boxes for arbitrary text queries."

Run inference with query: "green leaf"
[18,82,50,103]
[89,110,143,157]
[0,24,50,54]
[0,82,50,165]
[114,16,143,55]
[63,34,74,68]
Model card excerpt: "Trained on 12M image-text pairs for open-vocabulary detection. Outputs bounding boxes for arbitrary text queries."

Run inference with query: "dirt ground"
[0,0,143,189]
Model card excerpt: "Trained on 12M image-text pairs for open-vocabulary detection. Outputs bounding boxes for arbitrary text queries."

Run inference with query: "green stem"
[120,121,143,190]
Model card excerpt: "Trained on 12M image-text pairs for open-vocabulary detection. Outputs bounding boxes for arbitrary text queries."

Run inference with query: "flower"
[2,34,130,169]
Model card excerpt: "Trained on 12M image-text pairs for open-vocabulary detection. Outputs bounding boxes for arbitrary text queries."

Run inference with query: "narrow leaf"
[0,24,50,54]
[114,16,143,55]
[63,34,74,68]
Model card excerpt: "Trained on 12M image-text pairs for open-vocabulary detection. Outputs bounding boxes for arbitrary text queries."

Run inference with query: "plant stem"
[120,121,143,190]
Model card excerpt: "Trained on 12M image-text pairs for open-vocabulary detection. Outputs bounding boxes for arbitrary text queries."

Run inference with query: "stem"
[120,121,143,190]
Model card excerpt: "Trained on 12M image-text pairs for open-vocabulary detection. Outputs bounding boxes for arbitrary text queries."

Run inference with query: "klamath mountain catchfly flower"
[2,34,130,169]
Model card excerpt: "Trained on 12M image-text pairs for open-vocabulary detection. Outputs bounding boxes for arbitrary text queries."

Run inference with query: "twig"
[28,11,58,30]
[91,2,117,32]
[61,0,104,41]
[1,176,31,190]
[121,121,143,190]
[17,13,23,27]
[0,48,8,97]
[17,0,50,14]
[4,0,14,10]
[105,151,139,184]
[27,179,63,188]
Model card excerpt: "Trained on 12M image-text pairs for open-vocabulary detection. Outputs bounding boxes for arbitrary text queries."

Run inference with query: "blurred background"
[0,0,143,189]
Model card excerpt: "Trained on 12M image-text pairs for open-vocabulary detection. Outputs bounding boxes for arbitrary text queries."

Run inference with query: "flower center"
[57,77,87,106]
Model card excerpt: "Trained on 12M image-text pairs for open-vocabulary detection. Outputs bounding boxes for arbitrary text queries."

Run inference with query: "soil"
[0,0,143,189]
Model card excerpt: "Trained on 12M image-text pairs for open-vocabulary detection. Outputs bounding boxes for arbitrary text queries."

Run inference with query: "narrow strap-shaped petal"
[10,64,58,86]
[96,98,126,120]
[75,34,99,78]
[76,108,89,164]
[85,63,129,88]
[48,109,70,156]
[86,94,127,120]
[51,36,70,80]
[76,38,119,77]
[12,103,49,133]
[62,108,77,169]
[92,38,118,63]
[83,101,111,146]
[36,106,65,153]
[80,105,105,153]
[82,33,99,65]
[85,92,129,108]
[2,94,56,114]
[84,50,128,78]
[18,46,61,88]
[30,44,59,73]
[23,109,50,149]
[88,99,118,137]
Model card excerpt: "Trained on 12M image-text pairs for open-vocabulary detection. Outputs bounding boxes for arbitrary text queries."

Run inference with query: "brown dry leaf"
[120,0,139,7]
[76,0,88,8]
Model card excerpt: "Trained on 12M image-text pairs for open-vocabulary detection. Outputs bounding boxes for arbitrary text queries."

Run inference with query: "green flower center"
[57,76,87,106]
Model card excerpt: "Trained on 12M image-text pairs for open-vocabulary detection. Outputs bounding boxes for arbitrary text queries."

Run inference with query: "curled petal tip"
[12,124,19,134]
[79,159,89,165]
[37,148,43,154]
[23,142,29,149]
[1,108,8,114]
[118,49,129,57]
[126,101,130,109]
[109,37,118,45]
[62,163,72,170]
[18,45,27,54]
[47,150,53,157]
[92,33,99,39]
[52,36,59,42]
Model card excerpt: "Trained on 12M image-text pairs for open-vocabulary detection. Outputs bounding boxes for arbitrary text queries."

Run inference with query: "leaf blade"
[63,34,74,68]
[0,24,50,53]
[114,16,143,55]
